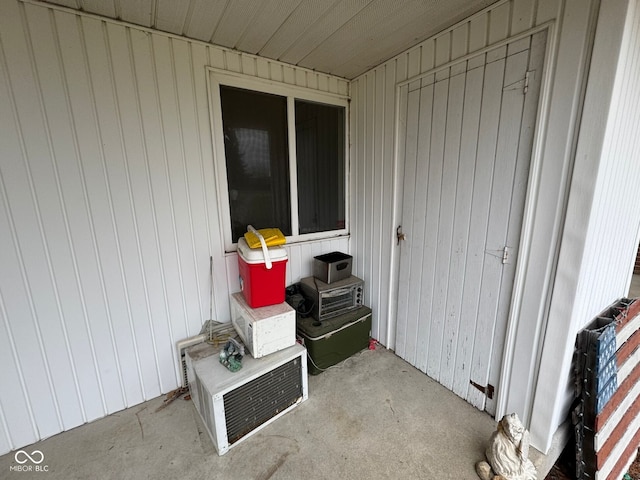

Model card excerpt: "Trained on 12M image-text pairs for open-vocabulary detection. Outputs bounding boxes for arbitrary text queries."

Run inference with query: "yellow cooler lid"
[244,228,286,249]
[237,238,288,265]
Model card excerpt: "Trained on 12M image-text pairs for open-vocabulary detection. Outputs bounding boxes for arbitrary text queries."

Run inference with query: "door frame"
[387,21,558,422]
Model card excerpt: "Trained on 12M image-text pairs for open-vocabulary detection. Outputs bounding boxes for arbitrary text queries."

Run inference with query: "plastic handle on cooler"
[247,225,272,269]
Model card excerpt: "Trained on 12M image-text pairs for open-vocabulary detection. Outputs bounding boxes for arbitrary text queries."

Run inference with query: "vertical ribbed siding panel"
[350,60,398,345]
[36,6,111,423]
[67,13,130,416]
[0,0,69,441]
[582,0,640,324]
[363,70,375,336]
[170,38,208,341]
[152,34,202,361]
[194,42,224,324]
[349,0,541,351]
[383,61,399,348]
[384,54,410,349]
[511,0,537,35]
[0,179,41,450]
[349,74,358,281]
[104,20,157,404]
[531,0,639,453]
[22,3,94,429]
[352,72,367,294]
[0,0,351,455]
[128,29,177,398]
[371,66,387,343]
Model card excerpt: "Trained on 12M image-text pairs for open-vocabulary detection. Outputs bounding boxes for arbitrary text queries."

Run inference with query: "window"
[220,86,291,242]
[295,100,346,235]
[210,73,348,250]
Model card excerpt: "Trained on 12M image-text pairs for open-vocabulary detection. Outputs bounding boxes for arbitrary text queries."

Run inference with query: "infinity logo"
[14,450,44,464]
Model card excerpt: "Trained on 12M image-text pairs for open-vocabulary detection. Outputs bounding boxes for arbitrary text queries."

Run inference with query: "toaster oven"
[299,275,363,321]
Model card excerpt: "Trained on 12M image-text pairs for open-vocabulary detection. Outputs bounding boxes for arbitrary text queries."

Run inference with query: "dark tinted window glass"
[295,100,345,234]
[220,86,291,241]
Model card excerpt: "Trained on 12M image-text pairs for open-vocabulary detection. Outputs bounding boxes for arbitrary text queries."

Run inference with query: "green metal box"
[296,306,372,375]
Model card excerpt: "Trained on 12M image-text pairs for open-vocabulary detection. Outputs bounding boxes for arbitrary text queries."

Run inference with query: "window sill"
[224,232,350,255]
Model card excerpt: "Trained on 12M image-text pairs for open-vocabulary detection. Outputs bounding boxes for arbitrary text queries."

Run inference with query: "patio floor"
[0,345,560,480]
[4,275,639,479]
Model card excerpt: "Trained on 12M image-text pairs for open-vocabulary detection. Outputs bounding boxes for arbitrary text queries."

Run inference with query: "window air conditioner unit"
[185,342,308,455]
[176,334,207,388]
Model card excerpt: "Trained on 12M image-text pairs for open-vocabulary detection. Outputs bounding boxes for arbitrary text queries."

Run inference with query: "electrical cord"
[285,283,315,317]
[305,346,371,373]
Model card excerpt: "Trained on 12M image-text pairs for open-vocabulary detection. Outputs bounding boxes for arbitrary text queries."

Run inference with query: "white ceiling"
[42,0,497,79]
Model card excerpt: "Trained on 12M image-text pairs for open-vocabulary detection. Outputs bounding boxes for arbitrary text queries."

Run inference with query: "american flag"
[574,298,640,480]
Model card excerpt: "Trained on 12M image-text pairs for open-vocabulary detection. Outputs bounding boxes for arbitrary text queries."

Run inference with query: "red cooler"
[237,237,288,308]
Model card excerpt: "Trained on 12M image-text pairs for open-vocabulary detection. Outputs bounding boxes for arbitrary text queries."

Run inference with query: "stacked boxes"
[231,245,373,378]
[233,236,296,359]
[296,252,372,374]
[183,240,306,455]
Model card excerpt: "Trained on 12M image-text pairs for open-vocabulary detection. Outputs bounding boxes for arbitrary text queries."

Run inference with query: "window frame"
[208,69,350,252]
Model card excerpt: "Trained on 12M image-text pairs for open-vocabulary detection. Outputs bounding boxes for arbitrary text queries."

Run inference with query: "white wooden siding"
[350,0,611,453]
[0,0,348,454]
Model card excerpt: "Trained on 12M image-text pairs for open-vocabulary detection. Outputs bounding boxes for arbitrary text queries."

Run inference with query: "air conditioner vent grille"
[223,357,303,444]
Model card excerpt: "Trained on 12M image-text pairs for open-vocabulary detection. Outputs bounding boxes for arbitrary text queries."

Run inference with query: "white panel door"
[395,32,546,414]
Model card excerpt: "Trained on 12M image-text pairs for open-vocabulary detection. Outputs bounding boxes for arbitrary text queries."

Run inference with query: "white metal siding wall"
[350,0,558,348]
[582,0,640,340]
[350,0,602,452]
[394,33,547,416]
[0,0,348,454]
[533,0,640,451]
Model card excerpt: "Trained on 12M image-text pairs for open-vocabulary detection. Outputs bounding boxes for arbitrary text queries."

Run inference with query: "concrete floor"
[3,279,639,479]
[1,346,550,480]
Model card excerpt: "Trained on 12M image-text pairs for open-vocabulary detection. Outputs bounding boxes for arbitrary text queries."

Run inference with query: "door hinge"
[470,380,494,399]
[485,246,510,264]
[523,70,532,94]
